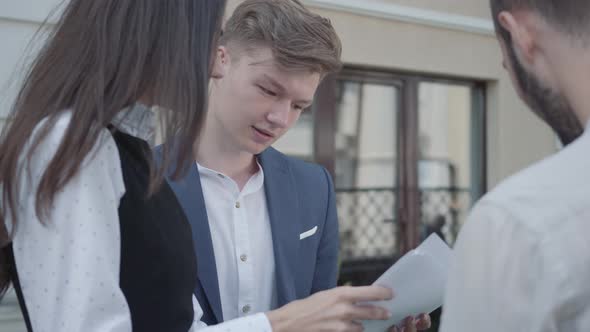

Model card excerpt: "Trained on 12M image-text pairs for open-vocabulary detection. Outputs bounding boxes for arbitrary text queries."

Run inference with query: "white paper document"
[361,234,453,331]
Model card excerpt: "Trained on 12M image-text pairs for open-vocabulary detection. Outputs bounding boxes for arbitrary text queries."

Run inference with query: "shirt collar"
[197,160,265,195]
[112,103,156,145]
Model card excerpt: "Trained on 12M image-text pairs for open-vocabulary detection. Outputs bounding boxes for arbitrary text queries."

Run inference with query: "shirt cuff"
[250,313,273,331]
[194,313,272,332]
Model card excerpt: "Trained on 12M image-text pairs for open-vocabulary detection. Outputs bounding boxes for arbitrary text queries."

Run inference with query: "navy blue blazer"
[154,146,339,325]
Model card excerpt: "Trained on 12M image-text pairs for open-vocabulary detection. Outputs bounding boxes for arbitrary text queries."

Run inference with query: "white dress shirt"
[197,162,277,320]
[10,108,272,332]
[441,121,590,332]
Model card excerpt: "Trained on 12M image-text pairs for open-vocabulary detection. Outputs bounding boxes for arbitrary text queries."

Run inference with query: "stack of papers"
[361,234,453,331]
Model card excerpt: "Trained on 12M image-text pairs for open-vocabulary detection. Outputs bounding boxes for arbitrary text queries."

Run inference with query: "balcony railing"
[336,187,471,286]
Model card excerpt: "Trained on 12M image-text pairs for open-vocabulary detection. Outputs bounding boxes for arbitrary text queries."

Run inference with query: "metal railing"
[336,187,471,286]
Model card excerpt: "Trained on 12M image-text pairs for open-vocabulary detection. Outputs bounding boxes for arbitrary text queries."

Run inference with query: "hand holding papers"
[362,234,453,331]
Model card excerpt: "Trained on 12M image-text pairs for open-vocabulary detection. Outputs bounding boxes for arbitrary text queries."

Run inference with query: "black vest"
[8,129,197,332]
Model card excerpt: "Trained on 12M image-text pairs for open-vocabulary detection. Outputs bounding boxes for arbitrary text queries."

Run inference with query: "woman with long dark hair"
[0,1,226,331]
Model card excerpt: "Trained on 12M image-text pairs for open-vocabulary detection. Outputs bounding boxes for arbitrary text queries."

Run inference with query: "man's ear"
[498,10,536,65]
[211,46,230,79]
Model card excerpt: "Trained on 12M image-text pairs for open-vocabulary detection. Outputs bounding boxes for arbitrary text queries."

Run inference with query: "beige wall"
[227,0,556,187]
[383,0,491,19]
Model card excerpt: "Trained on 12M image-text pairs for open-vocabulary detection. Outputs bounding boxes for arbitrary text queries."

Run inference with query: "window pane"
[418,82,476,244]
[335,82,398,189]
[335,80,400,266]
[419,82,471,188]
[272,110,314,161]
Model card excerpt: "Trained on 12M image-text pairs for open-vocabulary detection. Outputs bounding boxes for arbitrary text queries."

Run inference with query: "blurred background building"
[0,0,558,330]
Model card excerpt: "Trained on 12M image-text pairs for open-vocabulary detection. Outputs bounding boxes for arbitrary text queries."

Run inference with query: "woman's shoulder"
[29,111,118,167]
[22,111,125,201]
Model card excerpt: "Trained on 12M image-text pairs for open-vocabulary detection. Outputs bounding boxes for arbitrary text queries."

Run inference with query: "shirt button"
[240,254,247,262]
[235,202,241,208]
[242,305,251,314]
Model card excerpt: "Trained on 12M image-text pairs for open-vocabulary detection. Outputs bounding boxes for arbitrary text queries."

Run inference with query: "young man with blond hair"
[158,0,431,331]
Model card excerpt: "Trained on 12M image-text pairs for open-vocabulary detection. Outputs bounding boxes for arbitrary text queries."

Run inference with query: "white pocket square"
[299,226,318,240]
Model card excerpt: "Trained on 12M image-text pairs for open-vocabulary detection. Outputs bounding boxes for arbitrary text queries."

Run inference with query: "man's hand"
[266,285,393,332]
[388,314,432,332]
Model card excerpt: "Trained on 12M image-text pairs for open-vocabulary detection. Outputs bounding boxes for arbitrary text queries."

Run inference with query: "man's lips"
[253,126,276,138]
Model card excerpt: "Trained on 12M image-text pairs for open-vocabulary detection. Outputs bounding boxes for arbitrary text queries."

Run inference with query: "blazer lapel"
[166,164,224,323]
[259,149,300,306]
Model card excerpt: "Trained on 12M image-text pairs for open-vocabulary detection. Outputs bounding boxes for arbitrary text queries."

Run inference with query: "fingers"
[347,320,365,332]
[335,285,394,303]
[415,313,432,330]
[323,319,365,332]
[403,316,418,332]
[341,303,391,321]
[398,314,431,332]
[388,316,418,332]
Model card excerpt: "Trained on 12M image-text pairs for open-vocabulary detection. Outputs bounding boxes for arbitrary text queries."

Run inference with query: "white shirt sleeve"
[439,201,564,332]
[190,295,272,331]
[12,124,132,332]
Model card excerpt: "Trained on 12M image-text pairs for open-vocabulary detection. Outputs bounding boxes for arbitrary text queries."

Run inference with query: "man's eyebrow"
[258,73,314,105]
[260,73,286,94]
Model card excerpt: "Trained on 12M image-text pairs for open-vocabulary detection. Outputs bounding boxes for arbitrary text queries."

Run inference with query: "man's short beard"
[506,39,583,145]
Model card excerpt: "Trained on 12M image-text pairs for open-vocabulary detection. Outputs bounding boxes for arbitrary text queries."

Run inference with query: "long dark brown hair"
[0,0,227,297]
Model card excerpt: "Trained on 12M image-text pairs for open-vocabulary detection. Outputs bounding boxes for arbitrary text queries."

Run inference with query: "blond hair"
[221,0,342,75]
